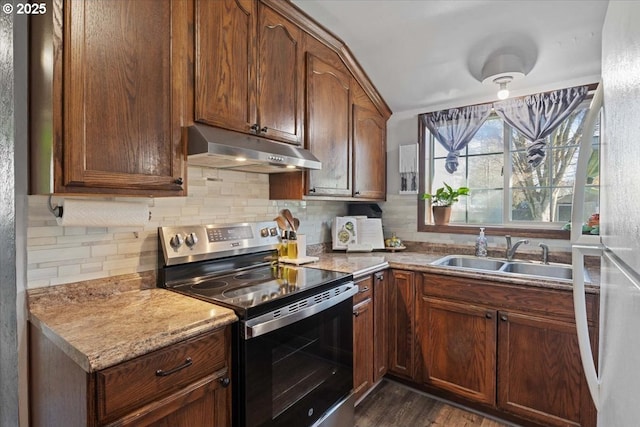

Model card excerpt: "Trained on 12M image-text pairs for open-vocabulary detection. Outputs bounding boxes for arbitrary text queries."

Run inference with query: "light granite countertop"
[28,250,597,374]
[307,251,600,293]
[28,271,237,373]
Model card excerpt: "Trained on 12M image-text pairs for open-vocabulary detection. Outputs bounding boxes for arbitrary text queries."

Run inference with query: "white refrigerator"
[573,2,640,426]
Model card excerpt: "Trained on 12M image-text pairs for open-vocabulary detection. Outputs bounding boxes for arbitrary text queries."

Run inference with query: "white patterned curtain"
[423,104,492,173]
[493,85,588,168]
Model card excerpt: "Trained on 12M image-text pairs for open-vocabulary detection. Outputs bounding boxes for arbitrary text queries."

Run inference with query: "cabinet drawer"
[354,276,373,305]
[421,273,598,324]
[96,328,228,423]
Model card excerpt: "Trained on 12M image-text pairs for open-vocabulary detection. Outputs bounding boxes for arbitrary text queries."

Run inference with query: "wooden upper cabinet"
[256,3,304,144]
[195,0,256,134]
[353,84,386,199]
[53,0,188,195]
[305,53,352,196]
[195,0,303,144]
[262,1,391,201]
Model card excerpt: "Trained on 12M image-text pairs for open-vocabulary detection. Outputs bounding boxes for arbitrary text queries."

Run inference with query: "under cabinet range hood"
[187,124,321,173]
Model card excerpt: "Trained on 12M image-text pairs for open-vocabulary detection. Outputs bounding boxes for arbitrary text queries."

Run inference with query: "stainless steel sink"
[431,255,590,282]
[431,255,506,270]
[498,261,591,282]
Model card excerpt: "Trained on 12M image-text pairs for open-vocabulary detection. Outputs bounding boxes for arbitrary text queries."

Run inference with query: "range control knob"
[185,232,198,248]
[260,228,269,238]
[170,234,184,248]
[269,227,278,236]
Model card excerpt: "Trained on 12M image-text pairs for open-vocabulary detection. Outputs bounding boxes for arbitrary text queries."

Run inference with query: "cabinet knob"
[250,123,259,133]
[358,286,370,293]
[354,190,360,195]
[174,177,184,186]
[260,126,268,133]
[485,312,493,319]
[353,310,359,317]
[309,187,316,193]
[500,315,508,321]
[375,272,384,281]
[219,377,230,388]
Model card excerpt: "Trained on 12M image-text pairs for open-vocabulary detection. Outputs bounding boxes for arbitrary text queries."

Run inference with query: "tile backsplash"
[27,167,348,288]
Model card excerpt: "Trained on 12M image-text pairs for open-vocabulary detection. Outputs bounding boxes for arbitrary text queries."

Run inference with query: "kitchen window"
[418,94,600,238]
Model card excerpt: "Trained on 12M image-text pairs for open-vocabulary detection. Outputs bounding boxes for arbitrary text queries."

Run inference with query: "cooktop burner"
[191,280,228,290]
[233,272,269,281]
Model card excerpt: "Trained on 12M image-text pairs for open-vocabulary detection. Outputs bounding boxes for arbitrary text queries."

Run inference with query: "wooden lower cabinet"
[497,311,597,427]
[30,325,232,427]
[419,297,496,405]
[353,271,388,403]
[372,271,388,382]
[106,375,229,427]
[387,270,417,380]
[388,271,598,427]
[353,291,374,402]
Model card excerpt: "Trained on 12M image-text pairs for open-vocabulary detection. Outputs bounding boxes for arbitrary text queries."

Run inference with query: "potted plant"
[422,182,470,225]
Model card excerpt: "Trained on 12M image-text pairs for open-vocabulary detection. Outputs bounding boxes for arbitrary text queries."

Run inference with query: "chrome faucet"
[539,243,550,264]
[505,235,530,261]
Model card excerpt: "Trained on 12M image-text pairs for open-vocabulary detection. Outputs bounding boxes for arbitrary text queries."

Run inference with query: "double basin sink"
[431,255,590,283]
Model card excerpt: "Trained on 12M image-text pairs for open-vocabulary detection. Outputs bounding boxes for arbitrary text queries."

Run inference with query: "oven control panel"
[159,221,280,266]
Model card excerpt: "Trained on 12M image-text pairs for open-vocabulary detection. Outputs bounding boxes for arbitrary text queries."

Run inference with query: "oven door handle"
[243,282,357,339]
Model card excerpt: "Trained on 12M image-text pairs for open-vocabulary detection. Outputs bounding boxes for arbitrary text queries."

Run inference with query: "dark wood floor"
[355,380,515,427]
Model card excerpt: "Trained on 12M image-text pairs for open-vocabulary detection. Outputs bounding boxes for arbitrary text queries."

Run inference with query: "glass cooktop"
[168,264,352,317]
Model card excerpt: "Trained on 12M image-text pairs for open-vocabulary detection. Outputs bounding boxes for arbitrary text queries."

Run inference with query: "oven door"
[240,294,354,427]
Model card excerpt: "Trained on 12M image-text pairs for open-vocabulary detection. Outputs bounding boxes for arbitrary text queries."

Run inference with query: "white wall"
[26,167,347,288]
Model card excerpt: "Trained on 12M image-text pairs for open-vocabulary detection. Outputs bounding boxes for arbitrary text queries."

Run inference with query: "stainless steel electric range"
[157,221,357,427]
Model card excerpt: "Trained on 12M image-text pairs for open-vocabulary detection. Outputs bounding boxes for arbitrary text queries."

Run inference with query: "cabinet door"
[388,270,416,379]
[60,0,188,195]
[352,101,386,200]
[497,311,596,427]
[305,53,352,196]
[373,271,388,381]
[195,0,257,133]
[256,3,303,144]
[108,375,231,427]
[419,297,497,405]
[353,297,374,403]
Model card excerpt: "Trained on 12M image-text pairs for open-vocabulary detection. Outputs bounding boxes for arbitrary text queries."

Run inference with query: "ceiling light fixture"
[495,76,512,100]
[481,53,526,100]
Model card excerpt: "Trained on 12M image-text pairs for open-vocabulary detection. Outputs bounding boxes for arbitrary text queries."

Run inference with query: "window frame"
[417,84,598,239]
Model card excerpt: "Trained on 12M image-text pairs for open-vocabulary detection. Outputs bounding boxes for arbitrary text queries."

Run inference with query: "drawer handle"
[155,357,193,377]
[359,286,370,293]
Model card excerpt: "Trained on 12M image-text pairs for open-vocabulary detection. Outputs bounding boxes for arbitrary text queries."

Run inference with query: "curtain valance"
[422,104,492,173]
[493,86,588,167]
[424,85,589,172]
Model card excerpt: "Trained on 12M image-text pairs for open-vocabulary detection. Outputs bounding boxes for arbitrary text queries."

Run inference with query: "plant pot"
[432,206,452,225]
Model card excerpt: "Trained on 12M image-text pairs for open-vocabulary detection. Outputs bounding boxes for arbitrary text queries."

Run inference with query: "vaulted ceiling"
[290,0,609,114]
